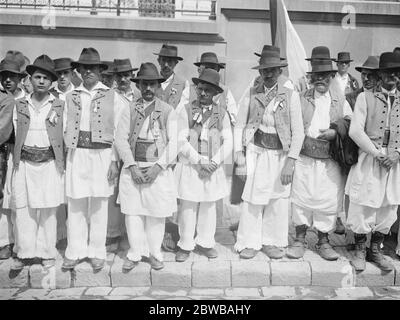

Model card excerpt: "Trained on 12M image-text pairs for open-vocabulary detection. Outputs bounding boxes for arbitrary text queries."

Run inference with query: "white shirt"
[52,83,75,102]
[161,73,174,91]
[334,72,349,95]
[381,86,397,129]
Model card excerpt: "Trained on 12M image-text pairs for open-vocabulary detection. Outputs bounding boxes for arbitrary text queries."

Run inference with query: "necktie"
[389,94,395,107]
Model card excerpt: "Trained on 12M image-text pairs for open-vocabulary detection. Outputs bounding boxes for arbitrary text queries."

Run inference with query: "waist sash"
[300,136,330,159]
[253,129,283,150]
[20,145,55,163]
[77,131,111,149]
[134,138,160,162]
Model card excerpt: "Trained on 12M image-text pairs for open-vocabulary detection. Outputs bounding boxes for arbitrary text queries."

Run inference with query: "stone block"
[356,262,395,287]
[84,287,113,296]
[150,288,189,296]
[225,288,261,297]
[46,287,86,298]
[0,259,29,288]
[231,260,269,287]
[189,288,224,296]
[214,243,239,261]
[110,255,150,287]
[110,287,150,296]
[29,262,71,289]
[310,261,355,287]
[335,287,374,299]
[261,286,297,299]
[151,261,191,287]
[271,261,311,286]
[15,288,50,299]
[0,288,19,299]
[192,261,231,287]
[73,261,111,287]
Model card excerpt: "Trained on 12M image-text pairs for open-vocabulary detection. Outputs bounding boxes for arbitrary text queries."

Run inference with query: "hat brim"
[306,69,337,74]
[71,61,108,70]
[254,52,286,60]
[192,77,223,94]
[113,68,139,74]
[153,53,183,61]
[377,65,400,71]
[252,62,288,70]
[54,66,75,72]
[355,66,378,72]
[130,76,165,83]
[26,65,58,81]
[0,68,26,77]
[305,57,335,61]
[332,59,353,63]
[193,62,225,69]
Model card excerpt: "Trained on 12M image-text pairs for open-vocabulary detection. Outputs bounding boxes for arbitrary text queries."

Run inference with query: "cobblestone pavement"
[2,286,400,300]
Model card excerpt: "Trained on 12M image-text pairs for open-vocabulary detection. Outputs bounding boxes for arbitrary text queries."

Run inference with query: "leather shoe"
[239,248,257,259]
[91,258,105,271]
[148,256,164,270]
[262,245,285,259]
[286,241,306,259]
[42,259,56,267]
[10,257,25,271]
[0,244,12,260]
[197,245,218,259]
[175,249,191,262]
[122,258,138,272]
[316,243,339,261]
[62,258,79,270]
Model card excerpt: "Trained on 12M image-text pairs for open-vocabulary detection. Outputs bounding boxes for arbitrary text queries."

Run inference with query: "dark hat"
[153,44,183,61]
[307,58,337,74]
[26,54,58,81]
[4,50,28,75]
[252,45,288,70]
[333,52,353,63]
[192,68,223,94]
[131,62,165,83]
[305,46,334,61]
[113,58,138,73]
[101,61,115,75]
[72,48,108,69]
[355,56,379,72]
[394,47,400,54]
[378,52,400,70]
[54,57,74,72]
[0,59,26,76]
[254,45,285,61]
[194,52,225,69]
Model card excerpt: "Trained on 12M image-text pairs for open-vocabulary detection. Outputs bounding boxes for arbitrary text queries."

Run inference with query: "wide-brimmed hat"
[0,59,26,76]
[355,56,379,72]
[72,48,108,69]
[333,52,353,63]
[101,61,115,75]
[131,62,165,83]
[194,52,225,69]
[54,58,74,72]
[305,46,334,61]
[254,45,285,61]
[192,68,223,94]
[113,58,138,73]
[378,52,400,70]
[307,58,337,74]
[153,44,183,61]
[4,50,28,75]
[252,45,288,70]
[26,54,58,81]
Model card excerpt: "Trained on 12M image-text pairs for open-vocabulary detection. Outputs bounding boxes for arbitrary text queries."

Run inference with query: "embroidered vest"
[0,92,15,146]
[65,88,115,149]
[156,74,185,109]
[13,97,65,173]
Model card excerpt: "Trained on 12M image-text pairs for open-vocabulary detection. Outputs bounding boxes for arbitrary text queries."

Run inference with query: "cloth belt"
[77,131,111,149]
[300,136,331,159]
[382,129,390,147]
[20,145,55,163]
[253,129,283,150]
[134,138,160,162]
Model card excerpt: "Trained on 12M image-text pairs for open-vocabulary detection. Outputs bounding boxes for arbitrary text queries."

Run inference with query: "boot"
[367,231,394,272]
[316,231,339,261]
[286,225,307,259]
[350,233,367,272]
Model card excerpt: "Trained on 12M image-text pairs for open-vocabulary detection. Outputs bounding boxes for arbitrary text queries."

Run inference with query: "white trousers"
[292,203,337,233]
[125,215,165,262]
[347,202,398,235]
[65,197,108,260]
[234,199,289,252]
[0,209,15,248]
[107,187,124,238]
[177,200,216,251]
[15,207,58,259]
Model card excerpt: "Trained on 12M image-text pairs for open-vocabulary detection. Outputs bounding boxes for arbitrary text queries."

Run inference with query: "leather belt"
[20,145,55,163]
[382,129,390,147]
[134,139,160,162]
[253,130,283,150]
[77,131,111,149]
[300,136,331,159]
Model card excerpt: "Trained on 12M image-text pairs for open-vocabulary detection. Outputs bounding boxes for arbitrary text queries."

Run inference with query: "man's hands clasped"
[129,163,163,185]
[376,151,400,171]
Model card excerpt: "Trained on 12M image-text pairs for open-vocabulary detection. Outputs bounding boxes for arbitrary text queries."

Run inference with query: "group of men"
[0,42,399,275]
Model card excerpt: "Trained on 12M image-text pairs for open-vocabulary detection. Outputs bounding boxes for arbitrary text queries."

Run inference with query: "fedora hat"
[153,44,183,61]
[194,52,225,69]
[355,56,379,72]
[254,45,285,61]
[54,57,74,72]
[252,45,288,70]
[26,54,58,81]
[113,58,138,73]
[4,50,28,75]
[192,68,223,94]
[307,58,337,74]
[378,52,400,70]
[131,62,165,83]
[333,52,353,63]
[306,46,334,61]
[0,59,26,76]
[72,48,108,69]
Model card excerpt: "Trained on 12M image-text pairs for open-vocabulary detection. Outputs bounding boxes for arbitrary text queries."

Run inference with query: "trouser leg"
[234,201,262,252]
[15,206,38,259]
[36,207,58,259]
[177,200,197,251]
[88,197,108,260]
[125,215,148,262]
[145,216,165,261]
[195,201,217,249]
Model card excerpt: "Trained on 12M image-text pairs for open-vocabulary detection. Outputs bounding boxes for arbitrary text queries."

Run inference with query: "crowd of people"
[0,42,399,275]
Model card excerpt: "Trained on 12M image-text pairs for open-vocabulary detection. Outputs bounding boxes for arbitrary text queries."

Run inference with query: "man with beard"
[332,52,359,96]
[347,52,400,272]
[288,46,353,261]
[154,44,189,109]
[115,62,180,271]
[62,48,123,272]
